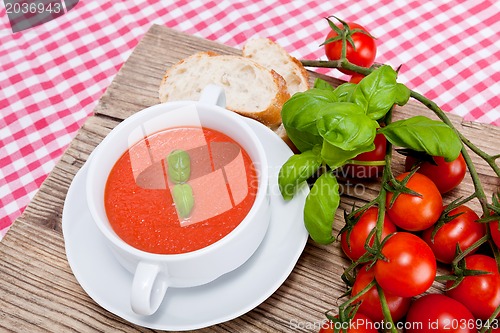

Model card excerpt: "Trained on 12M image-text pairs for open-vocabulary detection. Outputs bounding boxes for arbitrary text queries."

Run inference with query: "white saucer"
[62,118,309,331]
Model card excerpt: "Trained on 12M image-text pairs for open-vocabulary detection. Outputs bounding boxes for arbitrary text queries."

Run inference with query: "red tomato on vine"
[488,194,500,248]
[351,264,411,322]
[405,153,467,194]
[324,18,377,75]
[340,206,396,261]
[405,293,476,333]
[374,232,437,297]
[385,172,443,231]
[490,220,500,248]
[349,73,365,84]
[342,133,387,179]
[422,205,485,264]
[446,254,500,320]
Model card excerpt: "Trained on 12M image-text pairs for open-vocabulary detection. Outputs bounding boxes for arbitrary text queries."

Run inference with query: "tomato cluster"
[320,20,500,332]
[332,157,499,332]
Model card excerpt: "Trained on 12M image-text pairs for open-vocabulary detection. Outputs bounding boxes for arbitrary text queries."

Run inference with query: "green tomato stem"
[376,284,398,333]
[479,303,500,333]
[340,251,374,287]
[375,108,394,243]
[301,59,375,76]
[340,30,348,63]
[451,234,489,267]
[338,279,376,321]
[345,198,379,221]
[460,132,500,178]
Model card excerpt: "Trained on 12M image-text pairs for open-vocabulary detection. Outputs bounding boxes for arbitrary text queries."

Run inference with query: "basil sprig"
[279,65,461,244]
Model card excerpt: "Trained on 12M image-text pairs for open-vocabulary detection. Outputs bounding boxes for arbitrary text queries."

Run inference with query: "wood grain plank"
[1,24,499,333]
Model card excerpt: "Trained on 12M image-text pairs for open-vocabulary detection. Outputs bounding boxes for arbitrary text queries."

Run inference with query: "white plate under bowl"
[62,117,309,331]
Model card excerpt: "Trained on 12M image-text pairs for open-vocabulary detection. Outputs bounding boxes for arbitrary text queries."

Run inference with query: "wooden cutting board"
[1,24,498,332]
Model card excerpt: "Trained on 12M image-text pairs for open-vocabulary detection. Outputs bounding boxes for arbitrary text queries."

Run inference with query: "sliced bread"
[242,38,310,96]
[158,51,290,128]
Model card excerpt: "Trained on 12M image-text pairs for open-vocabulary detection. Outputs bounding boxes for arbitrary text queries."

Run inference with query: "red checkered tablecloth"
[1,0,499,240]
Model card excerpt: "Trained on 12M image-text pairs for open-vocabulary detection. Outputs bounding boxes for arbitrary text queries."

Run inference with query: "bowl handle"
[199,84,226,108]
[131,262,169,316]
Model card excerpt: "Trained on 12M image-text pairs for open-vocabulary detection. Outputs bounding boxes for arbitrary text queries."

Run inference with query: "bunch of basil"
[278,65,462,244]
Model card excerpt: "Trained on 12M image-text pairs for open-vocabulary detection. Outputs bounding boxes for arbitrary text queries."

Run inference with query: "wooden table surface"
[1,25,498,333]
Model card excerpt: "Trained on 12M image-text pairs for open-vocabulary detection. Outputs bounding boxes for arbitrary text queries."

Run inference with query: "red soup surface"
[104,127,258,254]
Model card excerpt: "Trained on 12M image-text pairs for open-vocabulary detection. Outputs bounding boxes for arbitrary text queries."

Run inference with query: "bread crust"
[158,51,289,127]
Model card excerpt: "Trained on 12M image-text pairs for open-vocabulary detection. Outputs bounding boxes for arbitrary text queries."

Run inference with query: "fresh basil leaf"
[332,83,356,102]
[352,65,410,120]
[321,140,375,170]
[395,82,411,106]
[316,104,377,150]
[281,88,338,152]
[304,172,340,244]
[316,105,379,168]
[313,78,334,91]
[278,147,322,201]
[379,115,462,161]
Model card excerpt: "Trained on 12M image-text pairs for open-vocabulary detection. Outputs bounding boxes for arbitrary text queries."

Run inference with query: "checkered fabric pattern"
[1,0,499,240]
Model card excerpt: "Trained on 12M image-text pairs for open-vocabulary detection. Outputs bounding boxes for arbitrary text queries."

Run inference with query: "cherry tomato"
[446,254,500,320]
[342,134,387,178]
[422,205,484,264]
[349,73,365,84]
[405,293,476,333]
[319,313,377,333]
[374,232,437,297]
[385,172,443,231]
[340,207,396,261]
[405,153,466,194]
[490,219,500,248]
[351,264,411,322]
[324,22,376,75]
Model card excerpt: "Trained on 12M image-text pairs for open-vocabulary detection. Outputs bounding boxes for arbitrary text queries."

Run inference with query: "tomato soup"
[104,127,258,254]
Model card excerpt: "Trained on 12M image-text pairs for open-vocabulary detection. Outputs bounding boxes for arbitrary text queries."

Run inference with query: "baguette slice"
[159,51,290,127]
[243,38,310,96]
